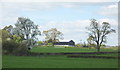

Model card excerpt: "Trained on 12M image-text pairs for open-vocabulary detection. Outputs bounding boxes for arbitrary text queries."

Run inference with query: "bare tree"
[87,19,115,52]
[43,28,63,46]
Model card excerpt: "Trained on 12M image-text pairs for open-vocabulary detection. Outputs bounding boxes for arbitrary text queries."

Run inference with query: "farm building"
[54,40,75,47]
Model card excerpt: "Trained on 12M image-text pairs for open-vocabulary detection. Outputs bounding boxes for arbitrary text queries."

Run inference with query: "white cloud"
[0,3,56,28]
[98,4,118,16]
[39,20,90,42]
[108,4,117,8]
[1,0,119,2]
[98,18,118,26]
[2,3,56,12]
[40,18,117,33]
[61,3,80,8]
[0,2,118,25]
[40,20,90,32]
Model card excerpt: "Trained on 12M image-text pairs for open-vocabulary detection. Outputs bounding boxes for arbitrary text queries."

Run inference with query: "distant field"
[3,55,118,68]
[31,46,118,53]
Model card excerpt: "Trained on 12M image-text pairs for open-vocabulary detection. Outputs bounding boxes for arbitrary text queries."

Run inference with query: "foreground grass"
[3,55,118,68]
[31,46,118,53]
[3,47,118,68]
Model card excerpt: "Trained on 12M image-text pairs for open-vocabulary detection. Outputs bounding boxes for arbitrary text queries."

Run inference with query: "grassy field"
[31,46,118,53]
[3,55,118,68]
[2,47,119,68]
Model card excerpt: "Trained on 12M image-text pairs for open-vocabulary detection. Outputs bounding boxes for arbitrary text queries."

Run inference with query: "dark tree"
[87,19,115,52]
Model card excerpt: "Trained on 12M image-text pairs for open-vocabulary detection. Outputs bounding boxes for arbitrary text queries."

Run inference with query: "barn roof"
[54,40,75,46]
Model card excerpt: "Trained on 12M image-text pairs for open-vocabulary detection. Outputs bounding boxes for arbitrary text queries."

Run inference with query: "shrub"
[47,43,53,47]
[37,41,44,46]
[2,40,28,55]
[75,44,82,47]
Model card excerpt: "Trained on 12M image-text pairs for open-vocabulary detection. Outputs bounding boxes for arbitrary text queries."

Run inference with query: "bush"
[47,43,53,47]
[2,40,28,55]
[75,44,82,47]
[37,41,44,46]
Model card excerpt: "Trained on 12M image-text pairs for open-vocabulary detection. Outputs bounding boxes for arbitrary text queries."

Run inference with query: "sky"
[0,0,119,46]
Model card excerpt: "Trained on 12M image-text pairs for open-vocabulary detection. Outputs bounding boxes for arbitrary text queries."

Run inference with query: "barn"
[54,40,75,47]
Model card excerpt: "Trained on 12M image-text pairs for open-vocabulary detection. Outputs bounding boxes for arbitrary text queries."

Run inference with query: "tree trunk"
[53,38,55,47]
[97,45,100,53]
[52,41,54,47]
[26,34,29,40]
[26,34,30,50]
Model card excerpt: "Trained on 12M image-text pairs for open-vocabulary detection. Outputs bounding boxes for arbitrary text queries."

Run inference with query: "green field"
[3,55,118,68]
[2,47,119,68]
[31,46,118,53]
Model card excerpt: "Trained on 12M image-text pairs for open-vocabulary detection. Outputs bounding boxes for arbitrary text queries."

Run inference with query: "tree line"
[1,17,116,55]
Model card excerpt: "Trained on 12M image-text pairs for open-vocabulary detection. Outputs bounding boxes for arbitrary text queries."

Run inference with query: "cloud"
[0,2,80,29]
[0,2,57,28]
[40,20,90,32]
[98,4,118,16]
[1,3,56,12]
[1,0,119,2]
[61,3,80,8]
[98,18,118,26]
[39,20,90,42]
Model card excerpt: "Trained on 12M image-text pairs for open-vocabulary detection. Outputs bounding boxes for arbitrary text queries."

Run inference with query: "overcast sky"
[0,0,119,46]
